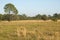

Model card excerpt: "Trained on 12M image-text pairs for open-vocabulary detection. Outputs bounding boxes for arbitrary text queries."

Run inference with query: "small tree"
[41,15,48,21]
[35,14,41,20]
[4,3,18,21]
[51,13,58,22]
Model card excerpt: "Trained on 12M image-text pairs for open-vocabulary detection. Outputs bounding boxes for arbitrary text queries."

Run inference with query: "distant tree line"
[0,13,60,22]
[0,3,59,22]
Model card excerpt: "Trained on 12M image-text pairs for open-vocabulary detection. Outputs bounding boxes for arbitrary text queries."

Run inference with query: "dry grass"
[0,20,60,40]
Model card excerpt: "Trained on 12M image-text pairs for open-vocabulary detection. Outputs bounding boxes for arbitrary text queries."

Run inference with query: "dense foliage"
[0,13,60,21]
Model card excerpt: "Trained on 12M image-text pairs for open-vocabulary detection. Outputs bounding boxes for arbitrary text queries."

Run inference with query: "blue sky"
[0,0,60,16]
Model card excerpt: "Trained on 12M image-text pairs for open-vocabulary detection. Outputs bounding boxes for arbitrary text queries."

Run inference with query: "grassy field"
[0,20,60,40]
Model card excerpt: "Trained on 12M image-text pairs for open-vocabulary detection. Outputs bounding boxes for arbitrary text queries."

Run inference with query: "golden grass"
[0,20,60,40]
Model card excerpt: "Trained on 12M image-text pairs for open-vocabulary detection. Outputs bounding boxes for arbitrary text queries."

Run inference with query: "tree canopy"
[4,3,18,14]
[4,3,18,21]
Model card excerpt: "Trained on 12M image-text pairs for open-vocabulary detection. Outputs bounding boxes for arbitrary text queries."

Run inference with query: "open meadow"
[0,20,60,40]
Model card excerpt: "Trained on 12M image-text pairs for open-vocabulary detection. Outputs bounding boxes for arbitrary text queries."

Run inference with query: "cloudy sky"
[0,0,60,16]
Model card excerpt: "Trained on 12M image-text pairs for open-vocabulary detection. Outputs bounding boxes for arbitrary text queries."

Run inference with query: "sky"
[0,0,60,16]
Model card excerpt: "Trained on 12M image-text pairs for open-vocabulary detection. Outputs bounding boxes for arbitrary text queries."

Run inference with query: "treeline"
[0,3,59,22]
[0,13,59,21]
